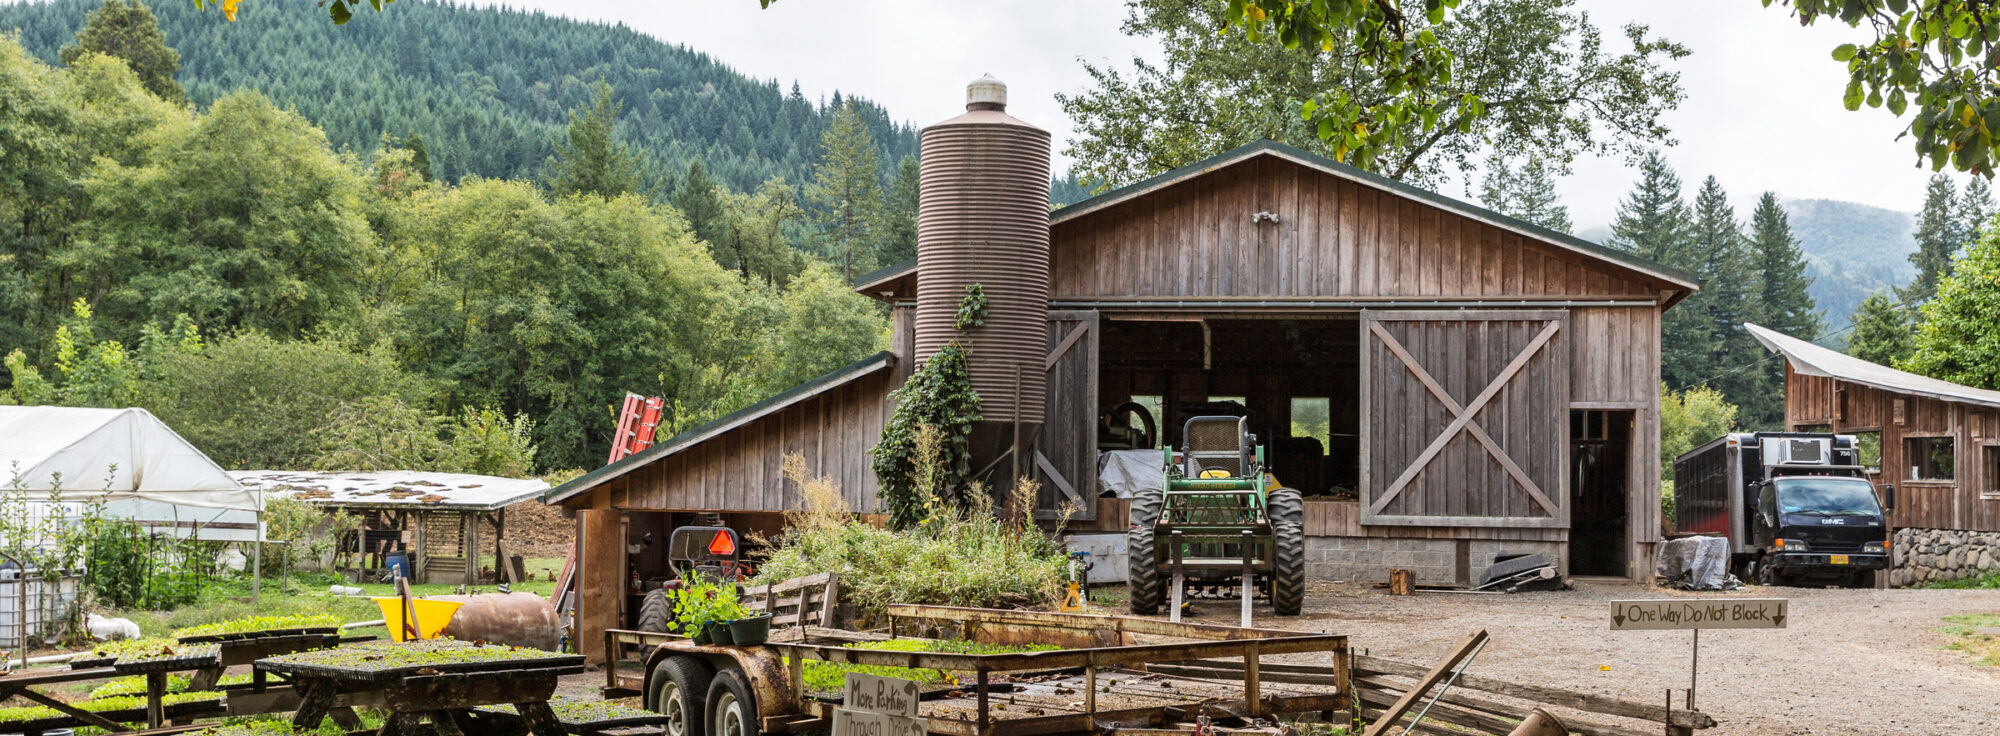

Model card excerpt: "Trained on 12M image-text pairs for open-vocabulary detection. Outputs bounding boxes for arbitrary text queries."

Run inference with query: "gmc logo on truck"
[1821,518,1846,524]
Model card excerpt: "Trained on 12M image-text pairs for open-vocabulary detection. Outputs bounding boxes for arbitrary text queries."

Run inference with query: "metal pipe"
[1406,637,1489,733]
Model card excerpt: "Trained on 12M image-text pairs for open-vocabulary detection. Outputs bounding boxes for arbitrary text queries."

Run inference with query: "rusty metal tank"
[433,592,560,651]
[914,74,1051,469]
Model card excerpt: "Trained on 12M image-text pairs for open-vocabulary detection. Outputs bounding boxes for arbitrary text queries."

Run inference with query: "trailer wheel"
[649,655,713,736]
[707,667,761,736]
[638,588,675,634]
[1127,489,1165,616]
[1271,519,1306,616]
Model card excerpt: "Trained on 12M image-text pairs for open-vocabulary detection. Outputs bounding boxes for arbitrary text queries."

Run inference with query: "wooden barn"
[1750,324,2000,586]
[543,79,1697,660]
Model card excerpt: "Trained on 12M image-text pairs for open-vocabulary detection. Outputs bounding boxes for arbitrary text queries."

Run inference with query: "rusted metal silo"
[914,74,1051,478]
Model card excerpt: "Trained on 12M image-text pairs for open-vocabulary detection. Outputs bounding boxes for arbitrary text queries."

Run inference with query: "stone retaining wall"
[1890,527,2000,587]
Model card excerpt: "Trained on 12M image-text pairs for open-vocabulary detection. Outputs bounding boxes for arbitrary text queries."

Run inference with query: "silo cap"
[967,74,1007,111]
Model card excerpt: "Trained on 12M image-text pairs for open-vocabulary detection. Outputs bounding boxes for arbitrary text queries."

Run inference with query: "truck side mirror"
[1881,484,1896,511]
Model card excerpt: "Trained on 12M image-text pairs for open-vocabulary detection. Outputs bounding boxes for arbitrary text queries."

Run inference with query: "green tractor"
[1128,416,1305,616]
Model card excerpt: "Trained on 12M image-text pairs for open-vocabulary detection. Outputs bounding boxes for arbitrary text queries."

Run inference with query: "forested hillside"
[1582,197,1915,341]
[0,0,919,192]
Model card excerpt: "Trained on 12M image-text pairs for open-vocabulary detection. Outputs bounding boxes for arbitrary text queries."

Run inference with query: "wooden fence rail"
[1152,652,1714,736]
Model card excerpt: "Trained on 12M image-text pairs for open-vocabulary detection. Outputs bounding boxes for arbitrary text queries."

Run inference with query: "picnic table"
[255,639,584,736]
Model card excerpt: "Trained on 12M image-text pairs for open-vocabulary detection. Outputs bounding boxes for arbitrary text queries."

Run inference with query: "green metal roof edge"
[852,259,917,290]
[541,351,894,505]
[1050,140,1700,292]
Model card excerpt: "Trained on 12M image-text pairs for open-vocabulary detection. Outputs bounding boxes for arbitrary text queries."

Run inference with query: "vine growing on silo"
[871,342,981,530]
[954,283,988,330]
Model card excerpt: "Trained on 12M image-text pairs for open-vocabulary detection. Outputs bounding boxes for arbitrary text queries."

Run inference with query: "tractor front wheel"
[1127,489,1165,616]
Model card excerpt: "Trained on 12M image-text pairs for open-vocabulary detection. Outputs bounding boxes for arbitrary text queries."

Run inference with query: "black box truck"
[1672,432,1891,586]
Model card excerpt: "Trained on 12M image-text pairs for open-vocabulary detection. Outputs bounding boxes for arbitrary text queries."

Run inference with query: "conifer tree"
[673,159,729,249]
[1610,151,1702,389]
[1478,155,1515,215]
[60,0,181,101]
[808,102,882,282]
[548,81,643,199]
[1846,293,1914,367]
[1747,192,1820,426]
[1687,176,1765,416]
[1959,178,1993,253]
[1511,158,1572,234]
[873,154,920,267]
[1902,174,1958,303]
[402,132,433,181]
[1610,151,1691,265]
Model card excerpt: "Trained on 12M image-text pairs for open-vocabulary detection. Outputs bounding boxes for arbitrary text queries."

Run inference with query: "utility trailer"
[603,605,1351,736]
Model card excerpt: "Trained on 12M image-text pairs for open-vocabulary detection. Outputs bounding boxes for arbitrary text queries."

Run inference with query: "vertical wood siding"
[1785,367,2000,532]
[1049,156,1675,301]
[614,371,894,513]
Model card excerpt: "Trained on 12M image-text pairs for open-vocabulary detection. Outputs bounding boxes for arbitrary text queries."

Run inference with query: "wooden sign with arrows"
[1609,599,1789,630]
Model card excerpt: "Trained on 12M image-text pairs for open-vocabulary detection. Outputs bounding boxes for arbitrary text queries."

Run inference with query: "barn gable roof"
[1748,322,2000,410]
[859,140,1697,305]
[541,351,895,505]
[1050,140,1699,300]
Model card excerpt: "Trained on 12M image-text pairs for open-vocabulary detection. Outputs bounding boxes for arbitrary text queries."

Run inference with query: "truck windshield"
[1775,478,1882,516]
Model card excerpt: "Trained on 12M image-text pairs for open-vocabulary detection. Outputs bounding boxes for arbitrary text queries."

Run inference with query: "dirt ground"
[1172,578,2000,735]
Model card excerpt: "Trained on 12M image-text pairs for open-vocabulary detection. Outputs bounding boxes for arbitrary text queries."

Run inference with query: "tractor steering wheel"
[1104,401,1158,450]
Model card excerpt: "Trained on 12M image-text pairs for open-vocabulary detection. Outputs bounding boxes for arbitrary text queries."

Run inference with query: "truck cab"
[1749,475,1889,585]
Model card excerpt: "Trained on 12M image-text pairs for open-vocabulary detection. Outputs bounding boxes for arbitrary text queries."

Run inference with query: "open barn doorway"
[1569,410,1631,576]
[1094,316,1361,498]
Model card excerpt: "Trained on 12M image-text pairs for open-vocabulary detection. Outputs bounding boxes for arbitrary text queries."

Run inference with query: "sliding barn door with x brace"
[1360,310,1570,528]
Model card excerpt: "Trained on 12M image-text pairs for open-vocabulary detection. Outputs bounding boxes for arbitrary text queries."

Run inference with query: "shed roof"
[230,470,549,511]
[541,351,896,505]
[1748,322,2000,410]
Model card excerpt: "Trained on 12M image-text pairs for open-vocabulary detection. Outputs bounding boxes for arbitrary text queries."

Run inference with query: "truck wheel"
[1271,520,1306,616]
[649,655,713,736]
[1128,489,1165,616]
[638,588,675,634]
[707,667,761,736]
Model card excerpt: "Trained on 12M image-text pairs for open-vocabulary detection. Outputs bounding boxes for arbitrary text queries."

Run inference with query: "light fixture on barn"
[1252,210,1280,223]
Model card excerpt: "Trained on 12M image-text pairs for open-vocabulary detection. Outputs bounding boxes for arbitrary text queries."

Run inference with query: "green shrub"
[753,453,1066,624]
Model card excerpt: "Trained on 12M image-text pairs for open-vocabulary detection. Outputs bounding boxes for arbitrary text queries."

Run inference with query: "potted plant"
[727,609,773,646]
[672,577,752,646]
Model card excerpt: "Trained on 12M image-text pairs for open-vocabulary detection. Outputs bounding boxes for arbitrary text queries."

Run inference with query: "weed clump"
[753,439,1070,624]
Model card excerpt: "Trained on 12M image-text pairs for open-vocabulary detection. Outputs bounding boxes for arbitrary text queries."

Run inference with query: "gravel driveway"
[1178,579,2000,735]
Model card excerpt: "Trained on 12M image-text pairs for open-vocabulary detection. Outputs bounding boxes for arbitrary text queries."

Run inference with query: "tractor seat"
[1182,415,1254,478]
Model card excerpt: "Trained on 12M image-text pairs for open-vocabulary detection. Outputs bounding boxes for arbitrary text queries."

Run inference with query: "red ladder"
[607,393,665,464]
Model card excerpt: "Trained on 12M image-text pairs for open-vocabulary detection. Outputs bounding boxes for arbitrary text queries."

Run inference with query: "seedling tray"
[0,695,225,731]
[477,698,670,731]
[178,626,341,644]
[256,640,583,683]
[112,643,221,674]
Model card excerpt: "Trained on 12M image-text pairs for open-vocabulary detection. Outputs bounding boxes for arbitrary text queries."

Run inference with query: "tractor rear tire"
[1271,519,1306,616]
[638,588,674,634]
[1128,489,1165,616]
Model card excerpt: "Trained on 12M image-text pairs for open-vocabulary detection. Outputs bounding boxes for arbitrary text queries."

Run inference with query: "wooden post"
[463,511,480,586]
[1389,569,1415,596]
[1083,656,1096,716]
[1242,639,1261,717]
[144,671,167,728]
[577,509,623,665]
[975,669,991,736]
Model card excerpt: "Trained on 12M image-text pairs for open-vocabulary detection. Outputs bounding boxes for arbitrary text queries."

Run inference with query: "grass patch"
[752,453,1067,624]
[99,569,559,644]
[798,639,1060,694]
[1917,571,2000,590]
[1942,613,2000,666]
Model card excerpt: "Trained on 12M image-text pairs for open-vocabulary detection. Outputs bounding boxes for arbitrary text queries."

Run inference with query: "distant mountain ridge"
[1577,197,1913,340]
[0,0,920,194]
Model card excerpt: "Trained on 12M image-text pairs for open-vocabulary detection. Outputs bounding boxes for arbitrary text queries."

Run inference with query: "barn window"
[1851,431,1882,475]
[1290,398,1331,449]
[1905,436,1955,481]
[1984,445,2000,499]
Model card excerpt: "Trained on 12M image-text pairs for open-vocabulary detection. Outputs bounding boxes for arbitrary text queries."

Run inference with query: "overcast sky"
[485,0,1975,229]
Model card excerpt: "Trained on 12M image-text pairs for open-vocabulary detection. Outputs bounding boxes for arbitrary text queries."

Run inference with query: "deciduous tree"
[1905,233,2000,389]
[1066,0,1687,187]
